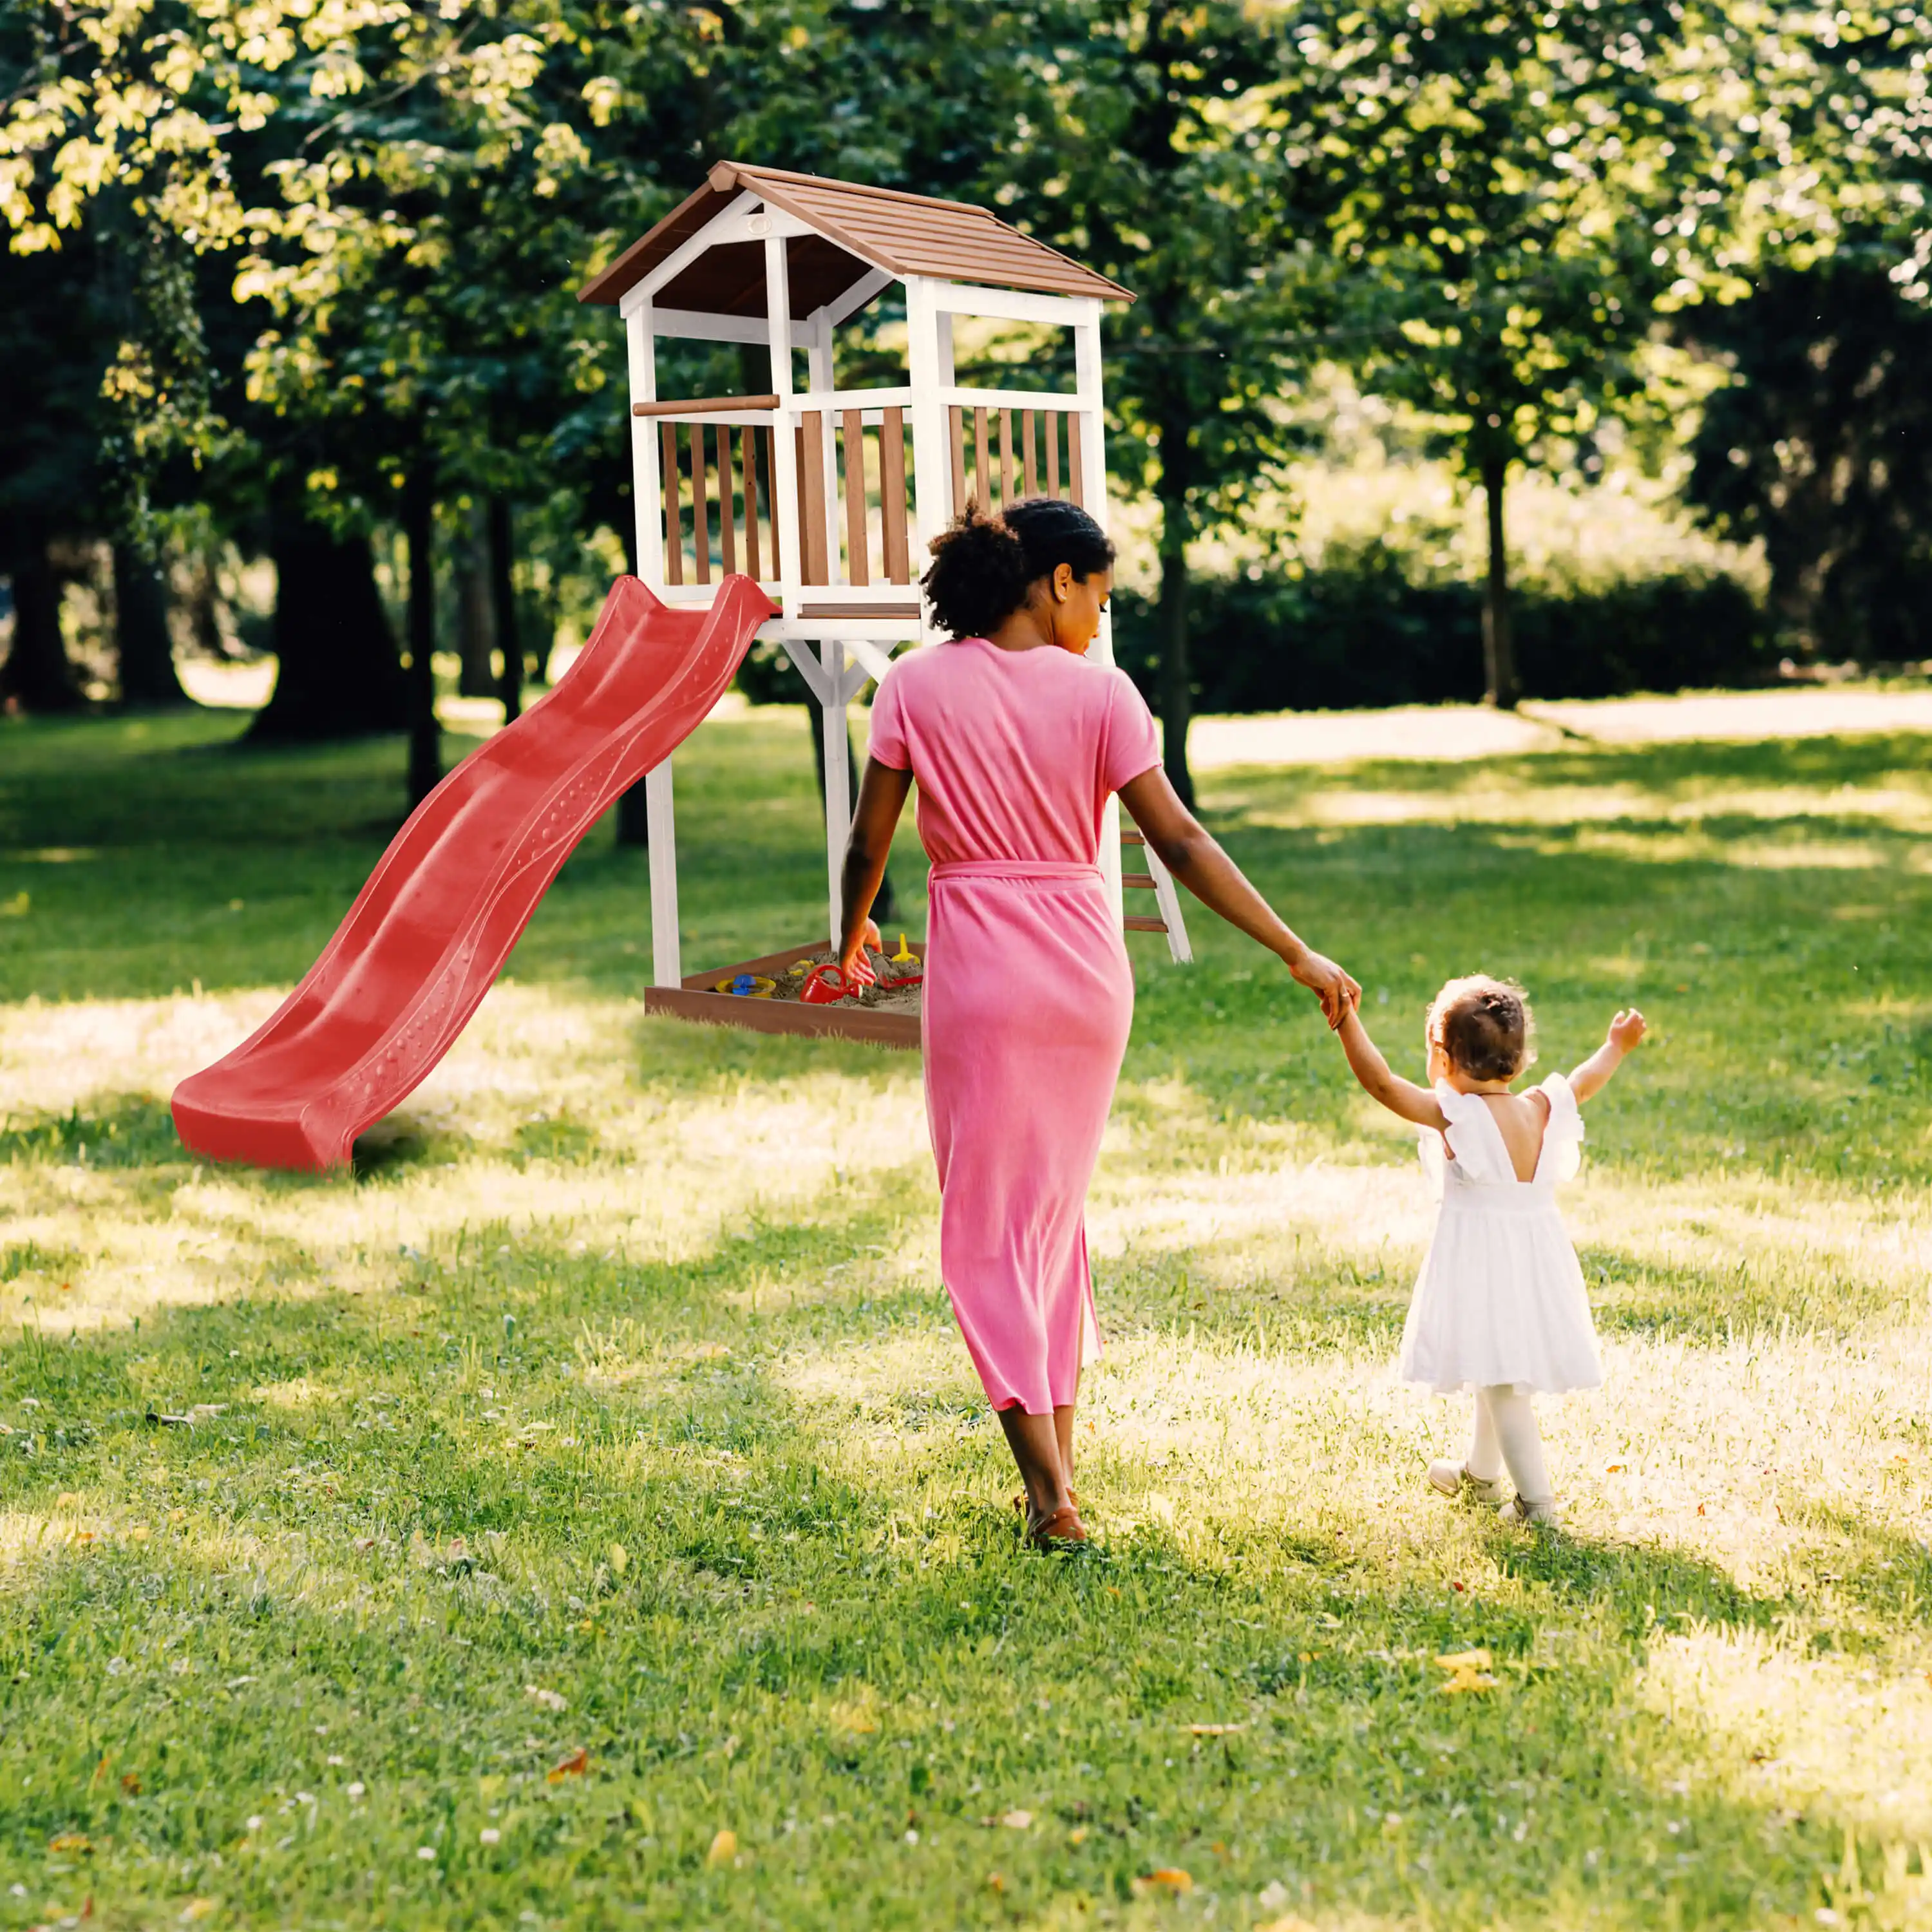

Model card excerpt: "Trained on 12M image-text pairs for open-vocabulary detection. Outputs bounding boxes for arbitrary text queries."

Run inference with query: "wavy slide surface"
[173,575,773,1170]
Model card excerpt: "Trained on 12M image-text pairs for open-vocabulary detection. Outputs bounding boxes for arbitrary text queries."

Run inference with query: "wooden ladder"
[1121,830,1193,964]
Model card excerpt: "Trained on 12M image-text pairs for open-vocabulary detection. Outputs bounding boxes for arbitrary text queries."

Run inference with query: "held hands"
[838,918,884,989]
[1289,949,1363,1030]
[1607,1007,1647,1054]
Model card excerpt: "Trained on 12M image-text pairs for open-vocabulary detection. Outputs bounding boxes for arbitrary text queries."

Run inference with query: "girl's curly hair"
[920,498,1115,639]
[1427,974,1537,1083]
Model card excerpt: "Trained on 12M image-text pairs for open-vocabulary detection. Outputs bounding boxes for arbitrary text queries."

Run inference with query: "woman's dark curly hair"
[1427,974,1537,1083]
[920,498,1116,639]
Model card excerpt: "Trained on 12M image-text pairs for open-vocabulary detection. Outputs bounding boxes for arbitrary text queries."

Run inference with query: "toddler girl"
[1334,975,1645,1526]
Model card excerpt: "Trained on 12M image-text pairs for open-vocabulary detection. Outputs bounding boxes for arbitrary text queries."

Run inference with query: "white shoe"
[1427,1460,1510,1508]
[1499,1493,1560,1528]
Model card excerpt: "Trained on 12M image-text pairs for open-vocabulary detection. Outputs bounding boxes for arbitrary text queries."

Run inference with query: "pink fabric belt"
[929,860,1102,884]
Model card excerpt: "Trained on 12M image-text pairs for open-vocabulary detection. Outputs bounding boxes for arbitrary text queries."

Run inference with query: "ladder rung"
[1122,830,1146,846]
[1122,871,1157,890]
[1123,915,1168,933]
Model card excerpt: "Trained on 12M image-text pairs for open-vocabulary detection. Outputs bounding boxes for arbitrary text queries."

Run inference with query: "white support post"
[1070,298,1125,927]
[806,312,840,583]
[904,278,951,645]
[820,639,852,952]
[764,234,800,613]
[646,762,681,988]
[625,299,663,586]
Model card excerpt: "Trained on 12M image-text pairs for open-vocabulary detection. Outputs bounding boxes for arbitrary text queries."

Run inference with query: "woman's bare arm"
[1336,1006,1448,1129]
[837,757,914,983]
[1116,765,1361,1027]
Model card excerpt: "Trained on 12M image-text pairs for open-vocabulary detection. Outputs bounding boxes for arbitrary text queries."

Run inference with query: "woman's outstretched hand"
[1289,949,1361,1029]
[838,918,883,988]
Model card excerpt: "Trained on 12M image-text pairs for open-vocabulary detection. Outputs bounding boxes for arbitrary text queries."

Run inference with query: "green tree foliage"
[1686,254,1932,661]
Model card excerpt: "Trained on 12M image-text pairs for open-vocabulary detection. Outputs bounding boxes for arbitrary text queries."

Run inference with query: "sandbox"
[642,938,925,1048]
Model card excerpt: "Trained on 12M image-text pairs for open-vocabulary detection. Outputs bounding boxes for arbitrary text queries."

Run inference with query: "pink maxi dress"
[867,637,1161,1415]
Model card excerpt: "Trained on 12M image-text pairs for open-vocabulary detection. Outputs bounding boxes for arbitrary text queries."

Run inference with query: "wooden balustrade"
[657,421,775,588]
[946,404,1086,517]
[793,406,914,590]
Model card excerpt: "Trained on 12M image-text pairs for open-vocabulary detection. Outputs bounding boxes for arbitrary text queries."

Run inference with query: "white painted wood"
[645,761,681,987]
[940,386,1081,412]
[764,234,802,616]
[636,408,778,428]
[638,304,768,341]
[824,266,895,328]
[820,639,851,951]
[625,301,664,585]
[903,277,950,645]
[841,638,897,685]
[806,314,841,585]
[790,385,916,412]
[779,637,832,704]
[925,281,1090,327]
[1142,838,1193,965]
[631,190,759,305]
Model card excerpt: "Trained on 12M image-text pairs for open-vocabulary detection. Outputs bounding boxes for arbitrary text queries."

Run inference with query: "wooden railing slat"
[692,424,712,585]
[660,422,683,587]
[719,426,737,578]
[880,406,910,583]
[842,408,869,587]
[799,412,829,585]
[999,408,1016,509]
[948,406,967,518]
[1022,411,1039,498]
[972,406,990,511]
[1067,414,1086,509]
[743,425,761,580]
[1045,412,1061,498]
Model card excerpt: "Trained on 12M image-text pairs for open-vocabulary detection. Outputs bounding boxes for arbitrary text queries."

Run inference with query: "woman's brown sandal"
[1012,1488,1078,1517]
[1025,1503,1089,1549]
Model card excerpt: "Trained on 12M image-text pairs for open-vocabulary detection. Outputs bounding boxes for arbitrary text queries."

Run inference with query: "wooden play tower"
[578,160,1191,1041]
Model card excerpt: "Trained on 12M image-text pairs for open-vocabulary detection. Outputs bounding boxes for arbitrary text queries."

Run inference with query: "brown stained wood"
[842,409,869,587]
[1045,413,1061,498]
[949,406,967,516]
[719,428,738,578]
[632,393,781,417]
[1123,916,1168,933]
[972,408,990,511]
[1122,872,1158,890]
[999,409,1016,508]
[880,406,909,582]
[691,425,712,585]
[742,426,761,579]
[799,599,920,620]
[1067,415,1086,508]
[660,422,683,586]
[799,412,829,585]
[645,983,920,1049]
[1022,411,1039,497]
[1122,829,1146,845]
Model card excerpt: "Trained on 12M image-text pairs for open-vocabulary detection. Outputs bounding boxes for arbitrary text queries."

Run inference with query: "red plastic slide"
[172,574,774,1171]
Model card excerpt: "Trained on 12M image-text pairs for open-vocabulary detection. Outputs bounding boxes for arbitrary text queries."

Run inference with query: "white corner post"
[1070,298,1125,927]
[626,294,683,990]
[904,278,952,647]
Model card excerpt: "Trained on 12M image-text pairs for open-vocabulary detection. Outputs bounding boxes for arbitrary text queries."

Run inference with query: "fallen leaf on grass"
[120,1774,142,1796]
[1434,1647,1499,1694]
[49,1833,92,1853]
[525,1685,567,1712]
[1068,1827,1089,1846]
[706,1828,737,1868]
[999,1810,1032,1830]
[608,1542,629,1577]
[1187,1723,1245,1736]
[546,1749,589,1783]
[1132,1868,1193,1897]
[984,1873,1006,1893]
[178,1900,216,1922]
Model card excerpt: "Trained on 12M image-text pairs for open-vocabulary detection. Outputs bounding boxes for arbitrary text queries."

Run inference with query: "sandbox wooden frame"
[581,160,1189,1041]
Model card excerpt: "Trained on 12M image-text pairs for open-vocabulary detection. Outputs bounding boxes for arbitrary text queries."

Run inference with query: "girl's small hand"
[1608,1007,1647,1052]
[838,920,882,988]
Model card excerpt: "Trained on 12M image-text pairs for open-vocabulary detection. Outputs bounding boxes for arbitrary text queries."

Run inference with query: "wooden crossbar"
[632,393,781,417]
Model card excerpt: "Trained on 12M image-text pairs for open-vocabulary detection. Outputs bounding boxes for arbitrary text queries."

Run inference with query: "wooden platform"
[642,940,923,1048]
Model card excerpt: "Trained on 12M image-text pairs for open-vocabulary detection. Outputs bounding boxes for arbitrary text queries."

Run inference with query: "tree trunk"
[113,542,192,708]
[1,538,82,712]
[250,504,408,741]
[404,471,442,808]
[1480,450,1520,710]
[811,698,895,923]
[1155,421,1195,807]
[454,502,496,699]
[489,496,522,725]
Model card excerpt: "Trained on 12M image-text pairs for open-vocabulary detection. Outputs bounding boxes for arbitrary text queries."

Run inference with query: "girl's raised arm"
[1336,1005,1448,1130]
[1568,1008,1647,1104]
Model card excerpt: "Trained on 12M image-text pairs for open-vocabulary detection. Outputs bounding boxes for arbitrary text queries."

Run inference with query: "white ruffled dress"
[1397,1072,1604,1396]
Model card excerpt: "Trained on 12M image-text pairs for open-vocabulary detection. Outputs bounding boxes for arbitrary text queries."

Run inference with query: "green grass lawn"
[1,701,1929,1931]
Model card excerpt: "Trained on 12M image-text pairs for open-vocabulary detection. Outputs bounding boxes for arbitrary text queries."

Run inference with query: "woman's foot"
[1427,1459,1510,1508]
[1025,1502,1089,1549]
[1499,1493,1560,1528]
[1013,1487,1078,1516]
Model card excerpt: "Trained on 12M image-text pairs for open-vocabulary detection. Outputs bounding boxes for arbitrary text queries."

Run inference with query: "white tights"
[1465,1385,1553,1506]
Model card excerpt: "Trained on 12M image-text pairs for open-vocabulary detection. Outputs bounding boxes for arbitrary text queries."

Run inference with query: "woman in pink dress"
[837,502,1358,1548]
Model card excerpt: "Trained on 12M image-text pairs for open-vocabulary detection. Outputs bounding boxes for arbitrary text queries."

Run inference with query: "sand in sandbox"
[709,947,925,1015]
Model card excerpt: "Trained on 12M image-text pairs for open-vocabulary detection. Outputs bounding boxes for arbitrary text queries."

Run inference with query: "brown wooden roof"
[578,160,1132,312]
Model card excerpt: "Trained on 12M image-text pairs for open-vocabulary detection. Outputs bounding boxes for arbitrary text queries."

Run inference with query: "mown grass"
[1,699,1929,1931]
